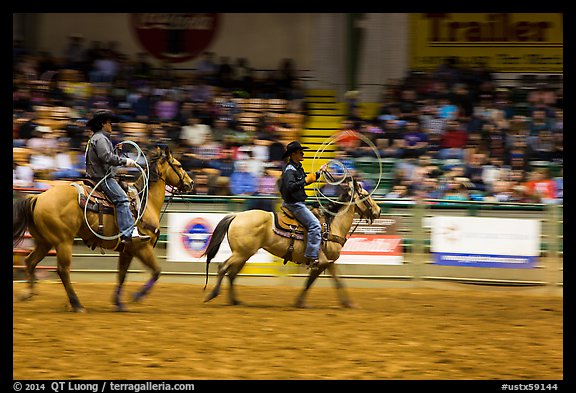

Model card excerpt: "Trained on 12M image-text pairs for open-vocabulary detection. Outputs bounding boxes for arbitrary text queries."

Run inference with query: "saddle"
[70,179,157,251]
[273,205,346,265]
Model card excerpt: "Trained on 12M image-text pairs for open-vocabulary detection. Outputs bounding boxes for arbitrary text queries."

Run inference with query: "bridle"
[158,155,189,194]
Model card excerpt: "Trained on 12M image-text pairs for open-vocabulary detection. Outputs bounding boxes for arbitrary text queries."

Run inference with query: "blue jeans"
[283,202,321,260]
[100,177,134,238]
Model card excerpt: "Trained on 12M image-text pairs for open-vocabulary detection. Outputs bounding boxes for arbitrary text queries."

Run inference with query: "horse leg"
[294,263,328,308]
[19,241,52,301]
[131,245,161,303]
[55,242,85,313]
[204,258,231,303]
[326,263,357,308]
[226,261,247,306]
[113,251,133,311]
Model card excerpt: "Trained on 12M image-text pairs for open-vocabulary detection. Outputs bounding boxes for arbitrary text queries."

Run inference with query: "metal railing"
[13,192,563,292]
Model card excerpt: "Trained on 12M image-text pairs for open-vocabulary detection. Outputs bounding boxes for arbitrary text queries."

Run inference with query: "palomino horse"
[13,146,193,312]
[203,177,381,308]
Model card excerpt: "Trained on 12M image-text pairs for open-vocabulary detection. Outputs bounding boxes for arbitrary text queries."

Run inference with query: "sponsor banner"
[351,216,401,235]
[59,82,92,99]
[431,216,540,268]
[410,13,563,72]
[131,13,220,63]
[167,213,273,263]
[340,235,403,265]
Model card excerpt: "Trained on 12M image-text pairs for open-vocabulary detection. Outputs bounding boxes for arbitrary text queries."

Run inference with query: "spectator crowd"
[13,39,563,206]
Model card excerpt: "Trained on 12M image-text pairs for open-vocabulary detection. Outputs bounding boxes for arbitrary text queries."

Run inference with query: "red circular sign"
[131,13,220,63]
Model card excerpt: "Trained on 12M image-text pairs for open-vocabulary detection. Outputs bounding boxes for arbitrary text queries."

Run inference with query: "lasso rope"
[310,130,383,218]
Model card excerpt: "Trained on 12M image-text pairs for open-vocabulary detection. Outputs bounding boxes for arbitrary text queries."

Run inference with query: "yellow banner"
[410,13,563,72]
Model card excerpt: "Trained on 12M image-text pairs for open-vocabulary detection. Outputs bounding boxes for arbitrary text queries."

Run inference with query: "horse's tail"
[13,195,37,247]
[202,214,236,290]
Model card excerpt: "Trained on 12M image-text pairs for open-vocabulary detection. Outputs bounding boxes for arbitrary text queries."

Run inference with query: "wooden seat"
[231,97,247,111]
[245,98,266,113]
[237,112,261,127]
[59,69,83,82]
[13,147,32,165]
[267,99,288,113]
[51,106,72,120]
[120,122,148,138]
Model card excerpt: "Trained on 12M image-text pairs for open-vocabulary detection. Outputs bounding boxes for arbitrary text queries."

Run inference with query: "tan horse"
[13,146,194,312]
[203,177,381,308]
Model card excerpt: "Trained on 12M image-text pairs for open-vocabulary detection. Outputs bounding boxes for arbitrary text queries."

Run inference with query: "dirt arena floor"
[13,281,562,380]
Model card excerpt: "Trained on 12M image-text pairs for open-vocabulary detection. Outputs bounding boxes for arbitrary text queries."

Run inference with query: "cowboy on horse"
[279,141,327,268]
[85,110,150,244]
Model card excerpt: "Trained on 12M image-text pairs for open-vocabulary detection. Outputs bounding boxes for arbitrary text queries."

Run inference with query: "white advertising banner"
[430,216,541,268]
[167,213,274,263]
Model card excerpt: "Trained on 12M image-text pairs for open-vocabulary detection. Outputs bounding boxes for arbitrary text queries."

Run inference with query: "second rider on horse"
[279,141,327,268]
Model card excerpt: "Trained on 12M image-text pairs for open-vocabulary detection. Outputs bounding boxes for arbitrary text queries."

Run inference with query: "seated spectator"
[29,144,57,180]
[464,152,488,191]
[524,168,557,204]
[13,161,35,188]
[154,93,179,122]
[550,132,563,165]
[438,120,467,159]
[482,123,506,161]
[51,139,83,180]
[437,96,459,120]
[229,161,258,197]
[527,129,555,161]
[419,100,448,135]
[424,129,442,158]
[211,118,233,143]
[528,109,554,136]
[335,119,361,154]
[247,166,279,212]
[440,177,471,203]
[554,168,563,202]
[507,146,529,172]
[211,147,235,195]
[376,119,403,158]
[180,116,211,148]
[482,157,510,193]
[400,118,428,159]
[181,133,222,171]
[385,184,409,199]
[484,180,514,202]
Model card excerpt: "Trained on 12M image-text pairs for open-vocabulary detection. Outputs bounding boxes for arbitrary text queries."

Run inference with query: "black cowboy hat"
[86,110,120,127]
[282,141,309,159]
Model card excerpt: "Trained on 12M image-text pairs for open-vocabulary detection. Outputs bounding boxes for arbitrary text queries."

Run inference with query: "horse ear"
[164,146,172,159]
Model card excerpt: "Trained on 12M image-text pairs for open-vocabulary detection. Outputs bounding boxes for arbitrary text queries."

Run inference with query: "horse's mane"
[132,148,164,191]
[321,185,352,226]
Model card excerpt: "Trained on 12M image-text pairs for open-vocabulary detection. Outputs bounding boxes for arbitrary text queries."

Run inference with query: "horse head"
[346,177,381,223]
[154,146,194,193]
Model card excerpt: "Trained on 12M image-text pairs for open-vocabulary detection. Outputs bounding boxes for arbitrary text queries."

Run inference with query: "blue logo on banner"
[433,252,537,268]
[181,218,213,258]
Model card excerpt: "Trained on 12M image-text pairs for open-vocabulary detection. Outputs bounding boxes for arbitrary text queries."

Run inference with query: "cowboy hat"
[86,110,120,128]
[282,141,309,159]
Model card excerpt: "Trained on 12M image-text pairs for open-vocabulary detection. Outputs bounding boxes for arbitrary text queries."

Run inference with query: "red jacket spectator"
[440,121,468,149]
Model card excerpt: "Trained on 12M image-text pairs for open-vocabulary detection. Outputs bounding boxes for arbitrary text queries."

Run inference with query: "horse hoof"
[295,301,308,308]
[73,306,87,313]
[230,300,242,306]
[343,301,360,309]
[203,291,218,303]
[132,293,145,303]
[115,303,127,312]
[18,293,33,302]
